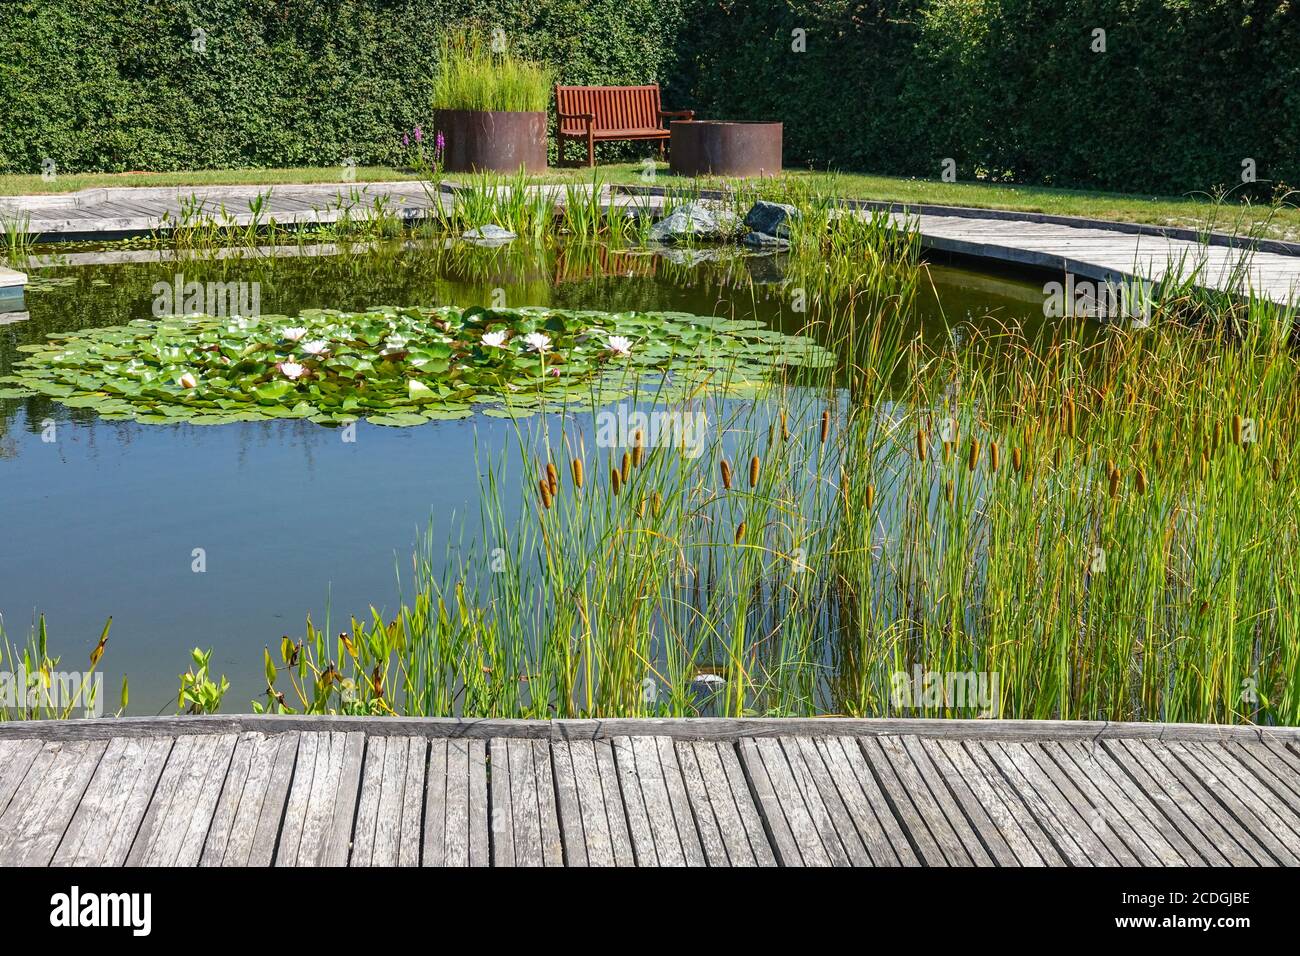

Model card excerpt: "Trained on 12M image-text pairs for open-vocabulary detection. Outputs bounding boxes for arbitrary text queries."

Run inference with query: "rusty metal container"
[434,109,548,174]
[669,121,783,178]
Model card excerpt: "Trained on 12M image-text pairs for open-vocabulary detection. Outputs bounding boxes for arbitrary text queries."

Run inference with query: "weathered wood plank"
[466,738,490,867]
[735,737,803,865]
[1132,739,1276,866]
[0,739,108,865]
[885,735,992,866]
[676,739,729,866]
[1059,740,1200,866]
[349,735,384,867]
[813,737,904,866]
[443,737,471,866]
[507,737,544,867]
[489,737,515,866]
[322,731,367,867]
[532,740,564,867]
[1046,741,1185,867]
[715,740,778,866]
[203,733,281,866]
[248,732,298,867]
[630,735,687,866]
[1170,742,1300,865]
[566,738,611,868]
[856,736,950,866]
[195,733,258,867]
[937,739,1059,866]
[908,737,1018,866]
[1012,741,1137,865]
[422,738,449,867]
[1102,739,1246,866]
[0,739,43,818]
[977,740,1104,865]
[750,736,833,866]
[550,741,588,866]
[613,736,658,865]
[593,739,636,866]
[782,736,859,865]
[655,735,706,866]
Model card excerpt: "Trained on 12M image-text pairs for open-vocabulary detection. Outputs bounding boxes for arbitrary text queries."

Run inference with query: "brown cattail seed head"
[621,451,631,484]
[538,479,553,509]
[652,491,663,516]
[968,438,980,472]
[780,409,790,442]
[1135,466,1148,495]
[1231,414,1243,446]
[820,409,830,443]
[546,462,558,496]
[989,441,1000,472]
[1108,467,1121,499]
[1012,447,1022,473]
[916,427,928,462]
[611,468,622,495]
[572,457,584,489]
[749,455,760,488]
[633,430,645,466]
[865,483,875,510]
[720,458,733,489]
[734,521,746,544]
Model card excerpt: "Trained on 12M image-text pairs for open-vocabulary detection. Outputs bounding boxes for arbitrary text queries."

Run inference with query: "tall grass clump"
[431,28,552,113]
[259,214,1300,727]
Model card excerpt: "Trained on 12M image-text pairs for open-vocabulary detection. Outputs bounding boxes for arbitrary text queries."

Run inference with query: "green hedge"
[2,0,1296,195]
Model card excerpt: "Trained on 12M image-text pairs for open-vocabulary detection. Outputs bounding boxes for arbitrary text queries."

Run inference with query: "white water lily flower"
[300,340,329,356]
[279,362,306,380]
[607,335,633,356]
[481,330,508,349]
[281,327,308,342]
[384,334,409,350]
[178,372,198,389]
[523,332,551,353]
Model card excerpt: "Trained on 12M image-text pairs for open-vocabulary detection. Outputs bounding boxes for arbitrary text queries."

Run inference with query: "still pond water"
[0,240,1050,711]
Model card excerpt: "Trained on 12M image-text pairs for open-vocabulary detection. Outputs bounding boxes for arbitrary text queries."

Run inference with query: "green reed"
[248,195,1300,726]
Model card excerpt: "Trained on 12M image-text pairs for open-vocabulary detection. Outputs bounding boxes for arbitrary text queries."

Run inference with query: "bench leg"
[586,131,595,168]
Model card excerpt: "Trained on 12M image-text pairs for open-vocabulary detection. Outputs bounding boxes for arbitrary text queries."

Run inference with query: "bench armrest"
[660,109,695,122]
[557,111,595,124]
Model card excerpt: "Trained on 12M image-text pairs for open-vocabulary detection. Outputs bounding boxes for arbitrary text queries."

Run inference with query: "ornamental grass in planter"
[432,29,552,174]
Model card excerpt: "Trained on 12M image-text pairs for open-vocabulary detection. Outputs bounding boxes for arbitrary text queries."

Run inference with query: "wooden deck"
[3,179,1300,304]
[1,717,1298,867]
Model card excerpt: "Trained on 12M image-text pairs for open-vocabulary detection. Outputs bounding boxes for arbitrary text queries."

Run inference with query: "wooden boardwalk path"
[3,180,1300,304]
[1,717,1298,867]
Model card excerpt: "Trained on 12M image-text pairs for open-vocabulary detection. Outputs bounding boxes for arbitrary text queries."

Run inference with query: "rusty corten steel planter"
[434,109,548,174]
[669,120,783,178]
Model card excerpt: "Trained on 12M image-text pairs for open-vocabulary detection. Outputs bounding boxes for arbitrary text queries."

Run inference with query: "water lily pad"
[7,304,831,426]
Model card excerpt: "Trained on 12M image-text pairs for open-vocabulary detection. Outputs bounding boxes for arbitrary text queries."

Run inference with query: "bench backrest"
[555,84,663,134]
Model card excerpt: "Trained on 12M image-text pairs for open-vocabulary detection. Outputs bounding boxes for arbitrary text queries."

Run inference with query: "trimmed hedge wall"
[2,0,1296,195]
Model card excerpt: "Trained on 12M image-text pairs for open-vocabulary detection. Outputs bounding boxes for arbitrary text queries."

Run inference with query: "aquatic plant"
[0,305,831,426]
[0,615,124,721]
[250,228,1300,726]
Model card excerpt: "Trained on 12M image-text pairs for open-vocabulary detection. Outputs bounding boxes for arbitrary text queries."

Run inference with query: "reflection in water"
[0,238,1054,709]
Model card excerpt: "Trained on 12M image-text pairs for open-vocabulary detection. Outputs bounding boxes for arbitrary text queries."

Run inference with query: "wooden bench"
[554,84,694,167]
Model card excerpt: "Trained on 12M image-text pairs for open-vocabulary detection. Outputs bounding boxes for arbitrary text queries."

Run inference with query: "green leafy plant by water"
[431,27,552,113]
[0,305,831,425]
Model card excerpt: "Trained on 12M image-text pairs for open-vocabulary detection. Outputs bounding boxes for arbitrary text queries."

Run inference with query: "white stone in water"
[461,224,517,246]
[648,201,740,243]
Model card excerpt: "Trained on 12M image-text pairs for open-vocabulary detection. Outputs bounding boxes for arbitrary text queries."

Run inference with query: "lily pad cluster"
[0,305,832,425]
